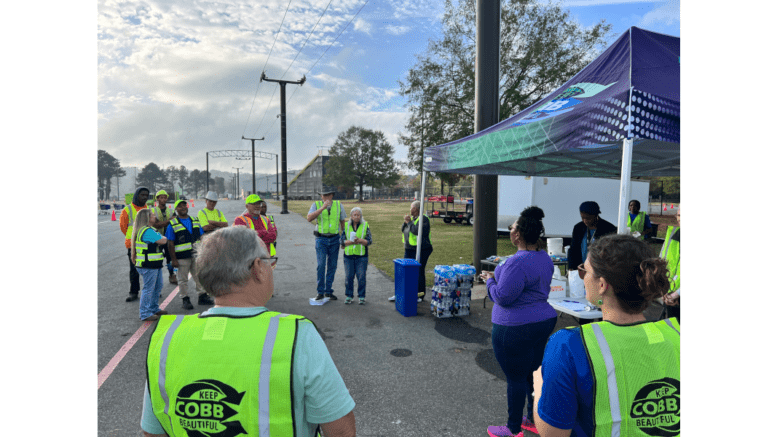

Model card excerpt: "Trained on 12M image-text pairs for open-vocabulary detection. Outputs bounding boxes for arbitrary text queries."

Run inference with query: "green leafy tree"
[323,126,401,201]
[399,0,611,174]
[215,177,226,196]
[177,166,189,197]
[136,162,168,193]
[98,150,126,200]
[187,169,202,198]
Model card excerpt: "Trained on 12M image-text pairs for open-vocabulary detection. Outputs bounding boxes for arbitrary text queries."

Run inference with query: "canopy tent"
[410,27,679,254]
[423,27,680,178]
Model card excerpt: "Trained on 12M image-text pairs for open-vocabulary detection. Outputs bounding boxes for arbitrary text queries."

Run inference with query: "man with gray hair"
[391,200,433,302]
[141,227,356,437]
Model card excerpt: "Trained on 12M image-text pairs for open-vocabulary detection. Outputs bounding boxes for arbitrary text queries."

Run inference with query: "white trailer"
[497,176,650,238]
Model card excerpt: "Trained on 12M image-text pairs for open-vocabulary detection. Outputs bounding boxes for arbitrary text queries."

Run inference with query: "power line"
[250,0,336,139]
[260,0,371,139]
[241,0,295,138]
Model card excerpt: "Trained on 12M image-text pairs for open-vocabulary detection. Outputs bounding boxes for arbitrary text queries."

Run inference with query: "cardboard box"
[549,278,568,299]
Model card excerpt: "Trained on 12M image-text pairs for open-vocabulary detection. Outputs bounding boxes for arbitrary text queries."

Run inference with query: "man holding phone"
[307,189,346,301]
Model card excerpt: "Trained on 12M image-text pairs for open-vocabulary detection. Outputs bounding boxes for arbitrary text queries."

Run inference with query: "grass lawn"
[269,199,516,287]
[269,199,678,286]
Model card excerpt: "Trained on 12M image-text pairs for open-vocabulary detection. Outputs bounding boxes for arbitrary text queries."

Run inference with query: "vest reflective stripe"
[157,315,185,431]
[153,206,174,231]
[580,320,681,437]
[402,215,430,246]
[258,314,281,436]
[660,227,681,293]
[170,217,201,257]
[147,312,306,437]
[135,227,163,268]
[123,205,144,240]
[236,215,256,230]
[627,212,646,233]
[344,221,368,256]
[590,324,623,437]
[315,201,340,234]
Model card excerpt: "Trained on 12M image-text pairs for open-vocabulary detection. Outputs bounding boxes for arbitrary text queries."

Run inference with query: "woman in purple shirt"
[481,206,557,437]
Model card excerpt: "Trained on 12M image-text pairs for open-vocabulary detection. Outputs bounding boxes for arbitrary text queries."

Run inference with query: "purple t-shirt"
[486,250,557,326]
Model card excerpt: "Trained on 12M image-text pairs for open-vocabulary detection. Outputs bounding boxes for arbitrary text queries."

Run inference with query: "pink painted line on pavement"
[98,275,187,390]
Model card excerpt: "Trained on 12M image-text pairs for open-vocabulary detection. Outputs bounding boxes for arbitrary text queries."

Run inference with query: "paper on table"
[556,301,588,312]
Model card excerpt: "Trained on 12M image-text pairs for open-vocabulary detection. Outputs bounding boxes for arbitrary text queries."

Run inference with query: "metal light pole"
[241,135,265,195]
[232,167,242,199]
[260,72,305,214]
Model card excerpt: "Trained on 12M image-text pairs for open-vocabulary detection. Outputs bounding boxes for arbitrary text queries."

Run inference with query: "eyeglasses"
[251,257,278,270]
[577,264,588,279]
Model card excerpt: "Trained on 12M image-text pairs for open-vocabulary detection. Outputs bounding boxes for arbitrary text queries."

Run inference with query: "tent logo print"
[511,82,616,127]
[175,379,247,437]
[630,377,680,436]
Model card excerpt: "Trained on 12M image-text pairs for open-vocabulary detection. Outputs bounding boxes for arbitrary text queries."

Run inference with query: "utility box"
[393,259,420,317]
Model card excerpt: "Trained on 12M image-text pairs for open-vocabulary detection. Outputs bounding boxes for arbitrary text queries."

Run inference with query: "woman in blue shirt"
[533,234,679,437]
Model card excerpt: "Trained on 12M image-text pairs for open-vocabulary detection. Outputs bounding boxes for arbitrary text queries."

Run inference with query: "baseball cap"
[155,190,169,198]
[246,194,263,204]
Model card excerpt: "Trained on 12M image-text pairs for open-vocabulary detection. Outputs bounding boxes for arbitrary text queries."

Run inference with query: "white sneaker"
[388,295,396,302]
[417,298,422,302]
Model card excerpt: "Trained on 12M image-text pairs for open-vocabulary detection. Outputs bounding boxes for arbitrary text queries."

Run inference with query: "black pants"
[127,248,140,296]
[492,317,558,433]
[661,298,680,323]
[404,246,433,300]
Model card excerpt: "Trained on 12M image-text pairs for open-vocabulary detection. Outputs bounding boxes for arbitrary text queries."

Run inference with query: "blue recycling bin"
[393,258,420,317]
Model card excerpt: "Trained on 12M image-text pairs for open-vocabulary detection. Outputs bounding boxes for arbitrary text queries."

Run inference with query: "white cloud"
[563,0,657,6]
[638,0,680,28]
[385,25,412,36]
[353,18,371,34]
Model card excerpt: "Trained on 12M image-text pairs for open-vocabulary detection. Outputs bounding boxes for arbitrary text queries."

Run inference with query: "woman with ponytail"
[481,206,557,437]
[533,234,680,437]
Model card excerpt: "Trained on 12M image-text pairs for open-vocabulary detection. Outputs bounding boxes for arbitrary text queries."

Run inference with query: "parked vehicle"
[426,195,474,225]
[496,176,650,237]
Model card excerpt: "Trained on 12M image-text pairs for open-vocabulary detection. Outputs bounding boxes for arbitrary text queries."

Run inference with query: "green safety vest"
[627,211,646,233]
[152,205,174,232]
[170,217,202,259]
[402,215,431,247]
[146,311,311,437]
[135,226,164,268]
[315,201,341,235]
[236,215,276,256]
[122,204,146,241]
[344,221,369,256]
[660,226,681,293]
[580,318,681,437]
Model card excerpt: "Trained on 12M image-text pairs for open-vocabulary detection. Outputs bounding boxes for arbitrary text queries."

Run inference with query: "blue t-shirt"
[538,327,595,437]
[141,307,355,436]
[164,216,203,241]
[140,228,163,244]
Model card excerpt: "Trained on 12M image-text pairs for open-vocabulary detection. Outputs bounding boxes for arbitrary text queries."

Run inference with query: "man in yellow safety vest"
[141,226,356,437]
[307,189,346,301]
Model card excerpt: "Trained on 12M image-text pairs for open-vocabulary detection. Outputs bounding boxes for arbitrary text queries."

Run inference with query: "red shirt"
[234,214,277,252]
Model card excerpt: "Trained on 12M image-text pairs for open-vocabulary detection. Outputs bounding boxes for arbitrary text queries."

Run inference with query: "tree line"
[97,149,224,200]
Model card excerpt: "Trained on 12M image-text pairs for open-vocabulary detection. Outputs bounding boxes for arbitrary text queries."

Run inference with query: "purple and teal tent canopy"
[423,27,680,178]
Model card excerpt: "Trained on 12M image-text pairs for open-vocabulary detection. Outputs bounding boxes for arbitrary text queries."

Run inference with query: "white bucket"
[548,238,564,256]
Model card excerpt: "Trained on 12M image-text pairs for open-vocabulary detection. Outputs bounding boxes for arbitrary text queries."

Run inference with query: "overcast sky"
[97,0,680,176]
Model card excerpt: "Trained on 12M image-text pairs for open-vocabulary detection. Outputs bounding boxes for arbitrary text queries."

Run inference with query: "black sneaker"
[126,294,139,302]
[315,294,325,301]
[182,296,194,310]
[198,294,215,306]
[325,293,337,301]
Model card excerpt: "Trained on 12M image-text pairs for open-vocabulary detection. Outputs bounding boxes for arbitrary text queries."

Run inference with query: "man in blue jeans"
[307,189,346,300]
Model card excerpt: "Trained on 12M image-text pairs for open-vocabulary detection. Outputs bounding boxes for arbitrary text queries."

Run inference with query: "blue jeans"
[316,237,340,295]
[492,317,557,433]
[136,267,164,320]
[343,256,368,298]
